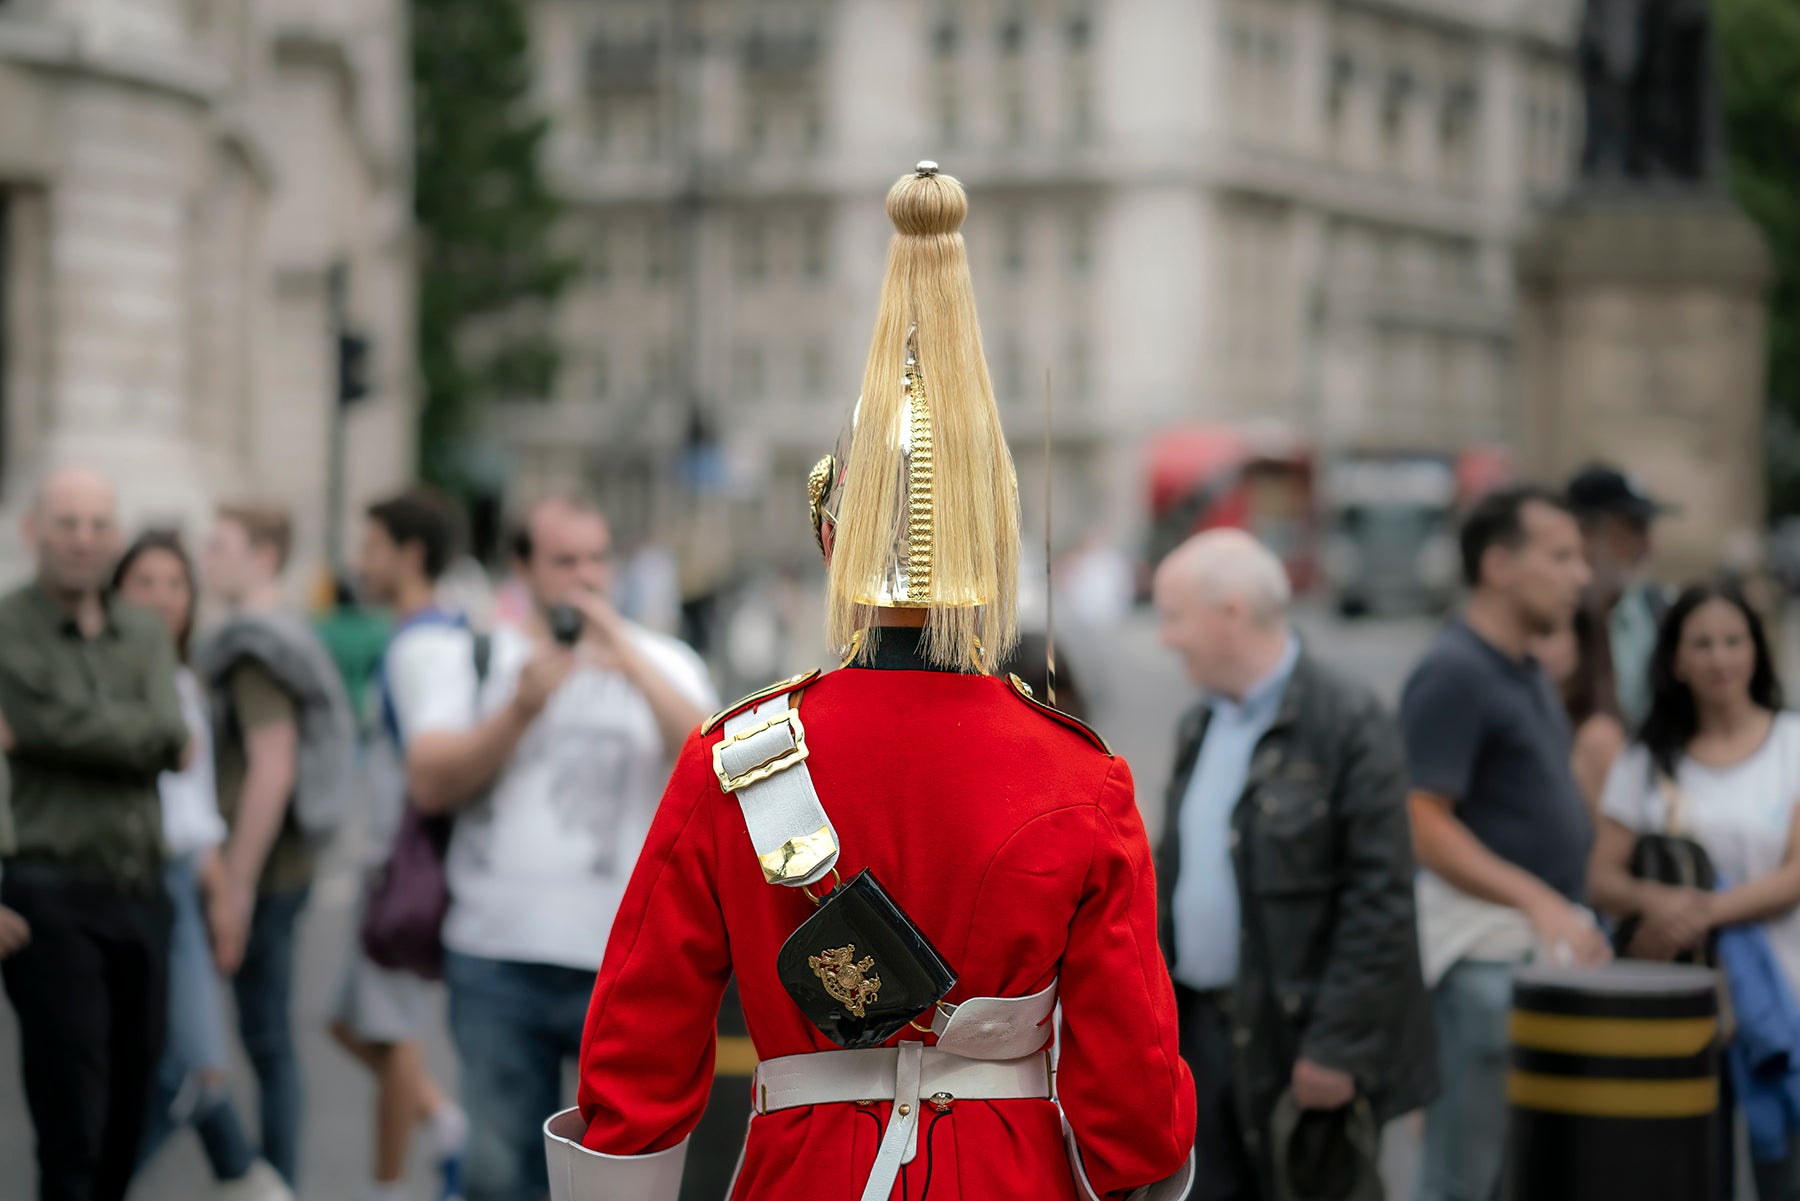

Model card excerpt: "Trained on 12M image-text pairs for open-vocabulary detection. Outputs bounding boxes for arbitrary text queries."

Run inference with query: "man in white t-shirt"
[401,493,717,1201]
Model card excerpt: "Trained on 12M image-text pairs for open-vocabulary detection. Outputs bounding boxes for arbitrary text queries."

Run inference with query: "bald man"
[0,467,191,1201]
[1152,530,1434,1200]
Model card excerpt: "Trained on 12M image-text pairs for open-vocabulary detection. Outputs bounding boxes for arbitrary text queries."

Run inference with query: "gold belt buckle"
[713,708,810,794]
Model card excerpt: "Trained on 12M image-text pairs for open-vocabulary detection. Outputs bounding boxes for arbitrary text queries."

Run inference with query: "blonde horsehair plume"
[828,167,1020,673]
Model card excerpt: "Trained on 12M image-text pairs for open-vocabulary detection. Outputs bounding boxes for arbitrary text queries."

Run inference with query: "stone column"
[34,79,221,540]
[1517,195,1772,579]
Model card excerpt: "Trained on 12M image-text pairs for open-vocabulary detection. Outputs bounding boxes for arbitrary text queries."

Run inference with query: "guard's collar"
[853,625,962,673]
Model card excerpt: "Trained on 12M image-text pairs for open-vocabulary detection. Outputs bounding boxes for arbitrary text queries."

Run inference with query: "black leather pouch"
[776,868,957,1049]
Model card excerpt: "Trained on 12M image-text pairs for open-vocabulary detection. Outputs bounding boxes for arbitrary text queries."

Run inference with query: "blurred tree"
[1718,0,1800,516]
[412,0,578,494]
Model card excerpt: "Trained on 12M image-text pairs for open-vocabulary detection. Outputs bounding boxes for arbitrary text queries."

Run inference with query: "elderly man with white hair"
[1152,529,1436,1201]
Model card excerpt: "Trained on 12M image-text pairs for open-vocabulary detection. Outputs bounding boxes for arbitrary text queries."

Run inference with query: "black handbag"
[1611,766,1718,968]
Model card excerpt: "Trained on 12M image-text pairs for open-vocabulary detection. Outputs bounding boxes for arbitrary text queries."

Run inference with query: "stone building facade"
[0,0,415,587]
[507,0,1580,578]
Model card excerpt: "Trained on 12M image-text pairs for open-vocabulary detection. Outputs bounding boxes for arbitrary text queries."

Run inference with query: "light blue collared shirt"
[1171,636,1299,992]
[1610,584,1664,729]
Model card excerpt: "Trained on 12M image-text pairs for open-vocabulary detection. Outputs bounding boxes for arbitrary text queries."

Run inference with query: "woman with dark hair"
[1590,582,1800,1196]
[116,532,291,1201]
[1533,605,1627,820]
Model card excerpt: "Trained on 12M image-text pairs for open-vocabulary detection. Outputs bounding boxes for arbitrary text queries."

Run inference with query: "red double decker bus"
[1143,425,1318,594]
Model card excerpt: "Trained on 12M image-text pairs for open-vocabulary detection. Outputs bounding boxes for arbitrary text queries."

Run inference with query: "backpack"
[197,611,358,844]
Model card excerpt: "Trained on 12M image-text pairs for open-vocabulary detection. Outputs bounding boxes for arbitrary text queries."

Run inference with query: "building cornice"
[0,14,228,105]
[547,141,1543,242]
[1323,283,1514,336]
[1335,0,1576,47]
[546,148,1130,210]
[1211,144,1523,241]
[1518,194,1774,290]
[272,20,401,191]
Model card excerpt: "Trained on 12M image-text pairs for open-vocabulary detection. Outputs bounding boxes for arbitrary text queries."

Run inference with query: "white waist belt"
[754,1043,1054,1114]
[756,1042,1054,1201]
[545,1037,1194,1201]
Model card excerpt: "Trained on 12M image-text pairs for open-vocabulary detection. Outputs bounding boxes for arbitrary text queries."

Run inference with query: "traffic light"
[337,331,372,406]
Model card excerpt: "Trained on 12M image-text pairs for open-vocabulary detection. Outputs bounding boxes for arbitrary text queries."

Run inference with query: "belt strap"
[754,1043,1055,1201]
[867,1043,922,1201]
[717,694,840,887]
[931,979,1058,1059]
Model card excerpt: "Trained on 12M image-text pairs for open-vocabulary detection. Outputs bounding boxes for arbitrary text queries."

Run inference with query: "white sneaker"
[217,1160,294,1201]
[429,1101,468,1201]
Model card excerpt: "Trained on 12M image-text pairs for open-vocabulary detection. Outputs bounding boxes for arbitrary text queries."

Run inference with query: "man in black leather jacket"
[1152,530,1436,1200]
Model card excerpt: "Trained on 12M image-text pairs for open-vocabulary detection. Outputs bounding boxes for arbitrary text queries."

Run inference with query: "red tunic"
[576,662,1195,1200]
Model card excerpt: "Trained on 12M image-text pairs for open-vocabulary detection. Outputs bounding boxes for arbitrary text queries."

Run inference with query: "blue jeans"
[446,951,595,1201]
[1416,960,1514,1201]
[139,854,256,1181]
[233,884,311,1187]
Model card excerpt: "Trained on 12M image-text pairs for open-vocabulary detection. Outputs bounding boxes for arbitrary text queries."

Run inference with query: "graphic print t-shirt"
[383,620,717,971]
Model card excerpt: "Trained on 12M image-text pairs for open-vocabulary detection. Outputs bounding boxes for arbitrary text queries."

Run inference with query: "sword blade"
[1044,367,1056,709]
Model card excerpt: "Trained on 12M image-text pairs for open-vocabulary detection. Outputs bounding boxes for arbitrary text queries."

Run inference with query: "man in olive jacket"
[0,467,191,1201]
[1152,531,1435,1200]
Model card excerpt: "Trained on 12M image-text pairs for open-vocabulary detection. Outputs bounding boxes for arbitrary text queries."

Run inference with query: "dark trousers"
[2,863,171,1201]
[232,884,310,1186]
[445,950,594,1201]
[1722,1068,1800,1201]
[1176,983,1267,1201]
[1755,1140,1800,1201]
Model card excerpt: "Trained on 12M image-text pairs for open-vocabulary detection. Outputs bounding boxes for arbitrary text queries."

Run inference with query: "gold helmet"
[809,163,1020,674]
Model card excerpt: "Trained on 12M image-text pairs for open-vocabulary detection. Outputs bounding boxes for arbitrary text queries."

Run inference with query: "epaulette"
[700,669,823,735]
[1006,673,1114,757]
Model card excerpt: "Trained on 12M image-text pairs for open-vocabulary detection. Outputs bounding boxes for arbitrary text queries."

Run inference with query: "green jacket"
[0,582,188,886]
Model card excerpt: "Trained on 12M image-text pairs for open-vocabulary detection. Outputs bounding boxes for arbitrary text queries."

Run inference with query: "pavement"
[0,604,1439,1201]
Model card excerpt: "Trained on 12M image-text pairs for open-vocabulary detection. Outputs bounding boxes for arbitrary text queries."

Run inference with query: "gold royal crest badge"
[808,944,882,1018]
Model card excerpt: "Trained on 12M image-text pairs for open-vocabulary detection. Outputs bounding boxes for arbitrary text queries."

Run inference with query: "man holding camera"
[396,491,715,1201]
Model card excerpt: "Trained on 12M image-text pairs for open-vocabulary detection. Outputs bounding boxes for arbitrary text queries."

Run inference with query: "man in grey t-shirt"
[1401,486,1610,1201]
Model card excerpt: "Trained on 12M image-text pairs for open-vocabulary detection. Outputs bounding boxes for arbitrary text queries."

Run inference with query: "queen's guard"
[544,164,1196,1201]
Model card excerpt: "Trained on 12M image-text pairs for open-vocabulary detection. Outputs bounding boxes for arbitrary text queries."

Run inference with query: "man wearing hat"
[1566,464,1676,729]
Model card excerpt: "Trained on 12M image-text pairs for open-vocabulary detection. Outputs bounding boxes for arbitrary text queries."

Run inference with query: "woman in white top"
[117,532,290,1201]
[1590,582,1800,1199]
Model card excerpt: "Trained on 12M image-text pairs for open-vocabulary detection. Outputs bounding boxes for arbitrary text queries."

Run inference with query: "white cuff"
[1063,1112,1196,1201]
[543,1109,688,1201]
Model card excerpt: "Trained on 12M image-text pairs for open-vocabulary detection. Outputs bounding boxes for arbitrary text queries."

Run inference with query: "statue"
[1579,0,1718,183]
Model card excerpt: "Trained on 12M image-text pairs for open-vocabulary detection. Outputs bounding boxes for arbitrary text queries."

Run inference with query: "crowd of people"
[1153,465,1800,1201]
[4,447,1800,1201]
[0,468,715,1201]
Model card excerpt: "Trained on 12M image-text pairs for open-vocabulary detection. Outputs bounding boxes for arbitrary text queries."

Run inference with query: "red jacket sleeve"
[577,731,732,1153]
[1056,757,1196,1196]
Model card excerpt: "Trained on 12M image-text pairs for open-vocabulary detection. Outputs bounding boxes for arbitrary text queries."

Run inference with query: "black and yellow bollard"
[680,981,757,1201]
[1506,962,1721,1201]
